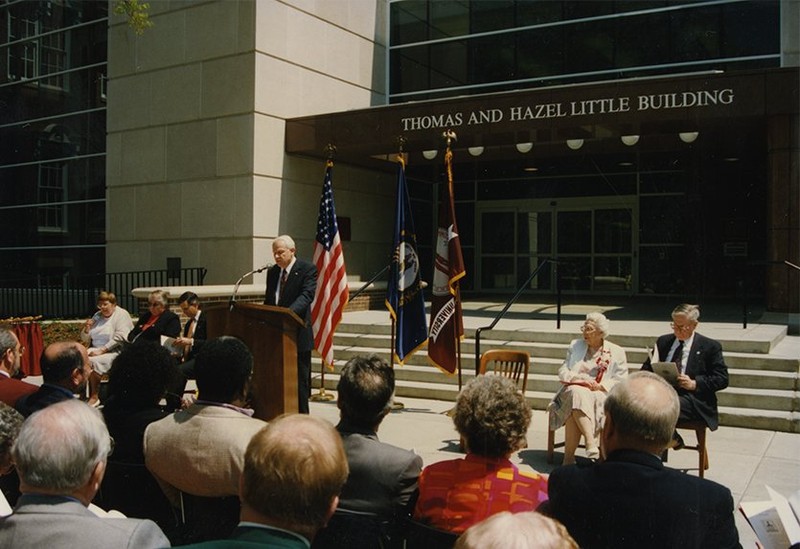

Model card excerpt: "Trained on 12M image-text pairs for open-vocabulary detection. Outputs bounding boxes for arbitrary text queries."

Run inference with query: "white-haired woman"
[548,312,628,464]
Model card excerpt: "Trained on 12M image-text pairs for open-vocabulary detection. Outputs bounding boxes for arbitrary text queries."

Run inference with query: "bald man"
[15,341,92,417]
[545,371,740,549]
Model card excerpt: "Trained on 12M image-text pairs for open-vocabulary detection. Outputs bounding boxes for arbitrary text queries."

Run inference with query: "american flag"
[311,160,349,369]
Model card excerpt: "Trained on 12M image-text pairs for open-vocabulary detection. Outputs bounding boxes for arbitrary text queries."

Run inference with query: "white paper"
[739,485,800,549]
[767,485,800,543]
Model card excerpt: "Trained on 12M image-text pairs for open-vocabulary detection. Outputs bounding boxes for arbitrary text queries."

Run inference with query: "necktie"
[279,270,288,301]
[183,317,196,360]
[672,340,684,373]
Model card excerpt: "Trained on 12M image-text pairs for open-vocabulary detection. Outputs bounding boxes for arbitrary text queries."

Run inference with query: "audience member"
[0,399,170,548]
[0,403,24,513]
[15,341,91,417]
[642,303,728,447]
[264,235,317,413]
[144,336,266,541]
[545,371,740,548]
[548,312,628,464]
[455,511,577,549]
[314,355,422,547]
[413,375,548,534]
[80,290,134,405]
[99,342,179,527]
[128,289,181,344]
[177,414,349,548]
[0,327,36,407]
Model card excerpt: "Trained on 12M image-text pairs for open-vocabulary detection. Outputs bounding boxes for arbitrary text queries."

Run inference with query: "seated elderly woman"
[413,375,548,534]
[548,312,628,464]
[80,291,134,405]
[128,289,181,345]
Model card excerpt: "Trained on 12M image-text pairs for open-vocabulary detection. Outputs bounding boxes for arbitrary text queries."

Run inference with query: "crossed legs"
[563,410,599,465]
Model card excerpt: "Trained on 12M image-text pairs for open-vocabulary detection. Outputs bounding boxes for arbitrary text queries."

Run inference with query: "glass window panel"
[557,211,591,254]
[390,1,429,45]
[615,13,670,68]
[593,257,632,291]
[429,0,469,39]
[594,209,632,253]
[639,196,685,244]
[481,256,514,290]
[429,40,468,89]
[0,201,105,247]
[460,247,474,291]
[721,1,779,58]
[470,1,515,34]
[564,1,615,19]
[517,256,552,290]
[517,211,551,255]
[481,211,514,254]
[454,202,474,246]
[639,246,685,294]
[517,27,564,80]
[670,6,721,63]
[471,35,516,84]
[564,20,615,73]
[559,257,591,291]
[516,1,564,25]
[639,171,686,194]
[453,179,474,201]
[390,47,430,95]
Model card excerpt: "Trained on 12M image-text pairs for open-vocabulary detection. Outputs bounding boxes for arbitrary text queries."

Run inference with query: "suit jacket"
[143,403,267,506]
[336,420,422,519]
[546,449,741,549]
[642,332,728,429]
[128,310,181,343]
[0,375,37,407]
[182,311,207,361]
[175,524,309,548]
[0,494,170,548]
[14,383,75,417]
[265,259,317,353]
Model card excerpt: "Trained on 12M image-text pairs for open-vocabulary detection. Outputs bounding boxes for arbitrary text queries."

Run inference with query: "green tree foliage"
[114,0,153,36]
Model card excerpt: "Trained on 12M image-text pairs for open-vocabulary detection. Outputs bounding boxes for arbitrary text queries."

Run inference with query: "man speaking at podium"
[265,235,317,413]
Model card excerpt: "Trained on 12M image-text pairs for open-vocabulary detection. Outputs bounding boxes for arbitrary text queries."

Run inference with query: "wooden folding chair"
[663,419,710,478]
[478,349,529,393]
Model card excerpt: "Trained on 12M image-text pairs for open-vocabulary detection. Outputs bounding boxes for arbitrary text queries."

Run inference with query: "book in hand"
[160,335,183,356]
[651,362,679,385]
[739,485,800,549]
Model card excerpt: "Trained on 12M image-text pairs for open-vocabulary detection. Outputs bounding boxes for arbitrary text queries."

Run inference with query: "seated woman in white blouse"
[548,312,628,464]
[80,291,133,405]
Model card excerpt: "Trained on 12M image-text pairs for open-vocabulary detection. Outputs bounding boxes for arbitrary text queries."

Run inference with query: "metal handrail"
[474,258,561,375]
[349,264,390,302]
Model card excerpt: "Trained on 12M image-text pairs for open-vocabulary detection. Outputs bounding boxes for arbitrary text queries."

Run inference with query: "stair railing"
[474,258,561,375]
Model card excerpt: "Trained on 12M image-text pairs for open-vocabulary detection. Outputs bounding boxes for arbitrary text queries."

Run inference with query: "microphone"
[229,263,273,310]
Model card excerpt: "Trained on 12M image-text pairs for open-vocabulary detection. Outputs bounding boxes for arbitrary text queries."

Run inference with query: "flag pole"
[310,144,339,403]
[391,139,406,410]
[444,130,463,393]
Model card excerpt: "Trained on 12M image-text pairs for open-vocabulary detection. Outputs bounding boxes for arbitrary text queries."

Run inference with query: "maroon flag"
[428,148,465,374]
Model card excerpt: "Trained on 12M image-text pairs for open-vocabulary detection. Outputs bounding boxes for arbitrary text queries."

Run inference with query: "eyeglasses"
[17,346,25,355]
[148,301,162,307]
[580,325,597,333]
[670,322,694,332]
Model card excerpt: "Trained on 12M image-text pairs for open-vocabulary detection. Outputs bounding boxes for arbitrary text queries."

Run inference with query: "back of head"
[195,336,253,403]
[241,414,348,538]
[337,354,395,428]
[12,399,111,492]
[106,342,177,409]
[40,341,84,384]
[454,375,531,458]
[455,511,578,549]
[0,402,23,468]
[604,371,679,451]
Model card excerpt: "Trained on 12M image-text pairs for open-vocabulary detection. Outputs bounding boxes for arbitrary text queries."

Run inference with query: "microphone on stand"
[229,263,272,310]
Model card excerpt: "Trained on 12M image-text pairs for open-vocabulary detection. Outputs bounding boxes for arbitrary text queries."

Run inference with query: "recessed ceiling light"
[618,161,634,167]
[723,157,739,162]
[523,166,539,172]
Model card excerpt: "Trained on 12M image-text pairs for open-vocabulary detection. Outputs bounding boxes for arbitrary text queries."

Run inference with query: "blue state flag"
[385,156,428,364]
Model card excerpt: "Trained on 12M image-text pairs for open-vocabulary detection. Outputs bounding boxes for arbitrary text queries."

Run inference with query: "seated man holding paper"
[642,303,729,436]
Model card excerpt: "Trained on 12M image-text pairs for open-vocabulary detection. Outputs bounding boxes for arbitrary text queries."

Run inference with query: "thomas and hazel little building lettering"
[400,88,735,131]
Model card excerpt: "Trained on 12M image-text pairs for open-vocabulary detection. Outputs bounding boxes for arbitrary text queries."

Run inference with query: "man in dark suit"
[177,414,349,548]
[0,399,169,548]
[316,355,422,547]
[176,290,207,384]
[0,327,36,407]
[15,341,91,417]
[544,371,741,549]
[264,235,317,414]
[642,303,729,432]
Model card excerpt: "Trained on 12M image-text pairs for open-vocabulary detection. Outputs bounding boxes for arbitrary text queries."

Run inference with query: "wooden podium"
[203,302,304,421]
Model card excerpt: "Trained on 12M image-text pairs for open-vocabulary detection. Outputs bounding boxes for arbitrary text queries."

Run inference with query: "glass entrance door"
[478,198,636,294]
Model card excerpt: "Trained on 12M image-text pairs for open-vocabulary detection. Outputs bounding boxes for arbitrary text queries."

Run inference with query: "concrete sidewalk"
[310,393,800,548]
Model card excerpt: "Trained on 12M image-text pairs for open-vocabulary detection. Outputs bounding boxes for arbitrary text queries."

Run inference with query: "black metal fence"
[0,268,207,319]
